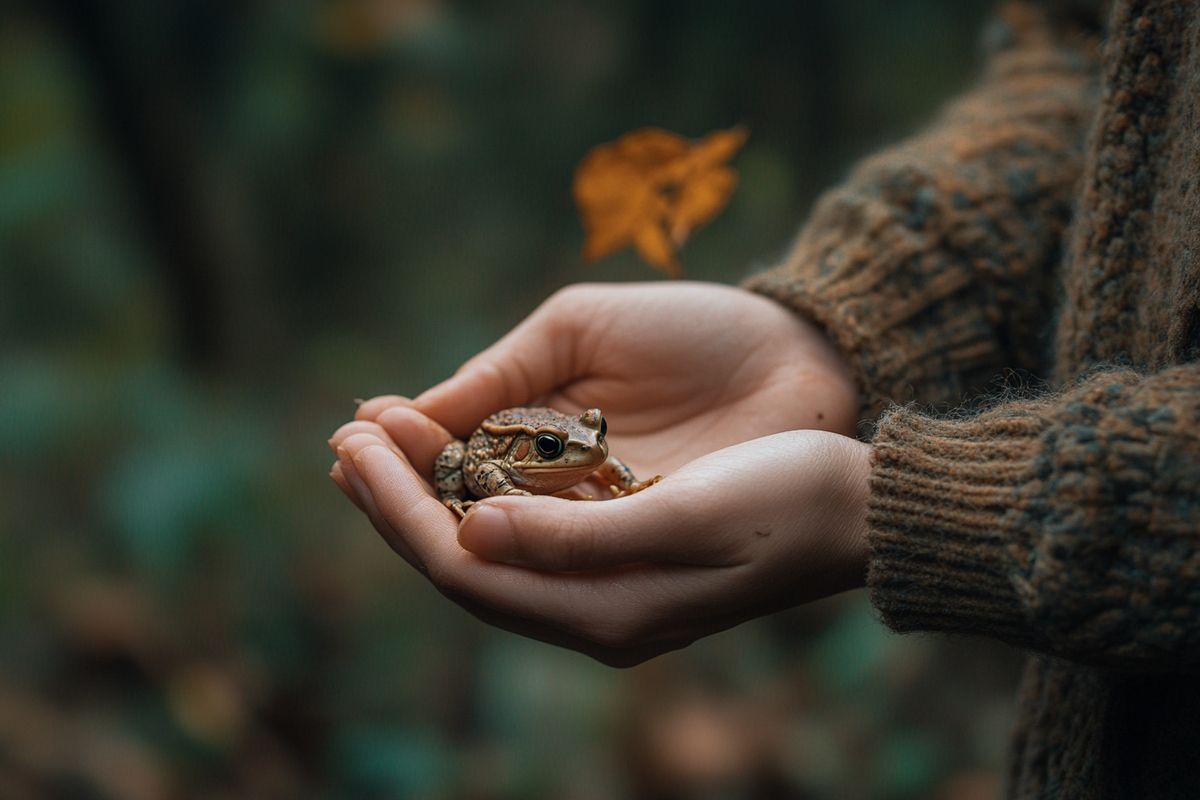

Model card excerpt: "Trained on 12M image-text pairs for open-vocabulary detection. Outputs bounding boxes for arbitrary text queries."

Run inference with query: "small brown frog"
[434,407,661,518]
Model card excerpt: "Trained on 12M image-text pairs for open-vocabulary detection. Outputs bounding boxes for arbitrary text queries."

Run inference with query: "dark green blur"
[0,1,1021,797]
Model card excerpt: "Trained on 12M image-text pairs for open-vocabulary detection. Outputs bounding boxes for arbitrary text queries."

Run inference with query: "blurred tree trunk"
[45,0,282,373]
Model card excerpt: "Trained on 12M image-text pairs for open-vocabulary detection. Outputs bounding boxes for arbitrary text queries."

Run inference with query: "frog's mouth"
[517,464,598,473]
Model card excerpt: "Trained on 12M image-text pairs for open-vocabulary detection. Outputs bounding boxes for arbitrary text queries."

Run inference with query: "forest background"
[0,1,1023,797]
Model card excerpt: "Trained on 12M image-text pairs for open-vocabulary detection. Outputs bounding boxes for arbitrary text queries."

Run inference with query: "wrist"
[837,437,872,590]
[789,434,871,596]
[762,432,873,603]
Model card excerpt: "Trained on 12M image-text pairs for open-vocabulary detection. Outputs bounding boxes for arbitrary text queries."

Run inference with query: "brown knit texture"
[746,1,1200,797]
[871,365,1200,667]
[745,1,1100,420]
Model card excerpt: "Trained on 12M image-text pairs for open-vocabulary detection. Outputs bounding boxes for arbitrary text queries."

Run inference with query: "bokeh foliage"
[0,1,1023,797]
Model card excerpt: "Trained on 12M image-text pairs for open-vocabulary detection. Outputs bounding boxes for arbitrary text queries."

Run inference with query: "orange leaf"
[573,126,747,277]
[652,127,748,186]
[574,154,655,262]
[692,127,749,167]
[610,128,691,171]
[670,165,737,245]
[634,221,683,279]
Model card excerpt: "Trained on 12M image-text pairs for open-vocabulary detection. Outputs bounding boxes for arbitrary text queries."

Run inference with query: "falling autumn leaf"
[573,126,748,278]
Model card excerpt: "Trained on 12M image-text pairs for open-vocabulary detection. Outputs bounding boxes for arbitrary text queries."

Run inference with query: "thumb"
[413,289,589,437]
[457,489,721,572]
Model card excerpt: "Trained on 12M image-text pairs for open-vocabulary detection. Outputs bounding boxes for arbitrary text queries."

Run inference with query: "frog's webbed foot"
[609,474,663,498]
[444,497,475,519]
[554,486,595,501]
[593,456,662,498]
[446,488,528,519]
[436,440,471,518]
[503,488,533,497]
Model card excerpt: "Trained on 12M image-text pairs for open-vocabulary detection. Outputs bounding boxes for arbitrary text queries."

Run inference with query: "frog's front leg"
[472,461,533,499]
[435,440,473,518]
[593,455,662,498]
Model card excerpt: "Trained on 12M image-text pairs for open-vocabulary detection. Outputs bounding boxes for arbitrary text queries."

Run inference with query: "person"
[329,1,1200,795]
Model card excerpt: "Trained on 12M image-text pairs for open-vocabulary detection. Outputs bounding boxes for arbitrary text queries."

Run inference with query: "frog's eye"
[599,417,607,438]
[535,433,565,459]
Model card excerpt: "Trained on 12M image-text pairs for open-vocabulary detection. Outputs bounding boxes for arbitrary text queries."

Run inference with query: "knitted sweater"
[746,1,1200,797]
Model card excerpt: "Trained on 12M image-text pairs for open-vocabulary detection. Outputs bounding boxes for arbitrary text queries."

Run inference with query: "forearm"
[868,363,1200,671]
[746,2,1100,420]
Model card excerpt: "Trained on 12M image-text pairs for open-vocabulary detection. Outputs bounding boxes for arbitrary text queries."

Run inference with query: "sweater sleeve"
[869,364,1200,670]
[744,2,1100,421]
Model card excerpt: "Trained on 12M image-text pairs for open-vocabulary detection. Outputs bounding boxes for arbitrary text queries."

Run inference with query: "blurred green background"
[0,1,1026,797]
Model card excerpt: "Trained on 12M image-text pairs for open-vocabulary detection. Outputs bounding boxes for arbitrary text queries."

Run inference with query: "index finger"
[375,405,457,481]
[344,439,720,651]
[343,438,460,566]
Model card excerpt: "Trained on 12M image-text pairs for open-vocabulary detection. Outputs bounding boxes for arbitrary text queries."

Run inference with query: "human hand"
[367,282,859,481]
[328,413,870,667]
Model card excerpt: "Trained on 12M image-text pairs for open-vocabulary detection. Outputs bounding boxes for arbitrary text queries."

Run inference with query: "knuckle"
[342,430,387,452]
[547,283,589,308]
[331,420,368,441]
[376,405,410,426]
[474,357,525,408]
[544,283,604,319]
[357,421,388,439]
[356,394,405,420]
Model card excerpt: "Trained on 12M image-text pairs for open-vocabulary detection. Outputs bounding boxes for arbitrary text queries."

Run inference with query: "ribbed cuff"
[865,402,1051,648]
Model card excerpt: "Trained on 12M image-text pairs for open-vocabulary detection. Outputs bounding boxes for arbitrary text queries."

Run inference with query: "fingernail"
[353,398,365,406]
[459,503,515,561]
[330,465,361,507]
[337,447,374,506]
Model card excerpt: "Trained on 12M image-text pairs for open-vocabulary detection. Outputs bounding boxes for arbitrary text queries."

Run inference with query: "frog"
[434,407,661,518]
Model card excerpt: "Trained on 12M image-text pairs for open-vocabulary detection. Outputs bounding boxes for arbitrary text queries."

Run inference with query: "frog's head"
[489,407,609,493]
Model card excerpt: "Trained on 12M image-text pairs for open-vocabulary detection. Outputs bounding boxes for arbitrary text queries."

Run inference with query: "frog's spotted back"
[434,406,660,518]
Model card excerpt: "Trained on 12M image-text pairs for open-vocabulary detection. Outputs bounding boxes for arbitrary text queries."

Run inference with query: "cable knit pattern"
[745,2,1099,420]
[1015,366,1200,666]
[1055,0,1196,376]
[745,1,1200,796]
[871,365,1200,668]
